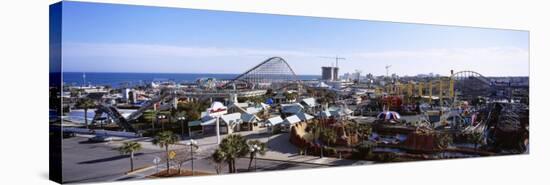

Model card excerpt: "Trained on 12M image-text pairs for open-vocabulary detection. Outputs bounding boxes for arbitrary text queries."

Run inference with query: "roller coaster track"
[451,70,493,99]
[452,70,491,86]
[92,90,175,133]
[93,105,136,133]
[126,92,174,121]
[222,56,299,88]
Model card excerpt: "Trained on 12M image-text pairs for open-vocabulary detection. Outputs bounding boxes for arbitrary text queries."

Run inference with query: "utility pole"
[385,65,392,77]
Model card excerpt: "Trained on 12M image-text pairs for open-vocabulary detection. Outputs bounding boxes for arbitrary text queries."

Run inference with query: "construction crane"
[385,65,392,77]
[319,56,346,68]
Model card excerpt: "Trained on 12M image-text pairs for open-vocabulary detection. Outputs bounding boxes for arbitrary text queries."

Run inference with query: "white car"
[88,135,114,143]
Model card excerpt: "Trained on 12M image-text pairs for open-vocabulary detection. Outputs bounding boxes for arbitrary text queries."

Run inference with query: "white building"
[282,115,302,132]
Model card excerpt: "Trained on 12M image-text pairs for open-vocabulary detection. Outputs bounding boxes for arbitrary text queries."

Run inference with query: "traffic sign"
[153,156,161,164]
[168,150,177,159]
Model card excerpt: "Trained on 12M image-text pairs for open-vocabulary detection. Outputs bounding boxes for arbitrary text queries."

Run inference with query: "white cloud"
[63,42,313,58]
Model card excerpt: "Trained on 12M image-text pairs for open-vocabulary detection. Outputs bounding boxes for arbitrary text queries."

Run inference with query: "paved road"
[61,137,163,183]
[61,136,327,183]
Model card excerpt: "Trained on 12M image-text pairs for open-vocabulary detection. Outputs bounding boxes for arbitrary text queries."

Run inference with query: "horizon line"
[59,71,529,77]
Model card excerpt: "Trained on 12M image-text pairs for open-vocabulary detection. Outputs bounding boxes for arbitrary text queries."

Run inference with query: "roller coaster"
[92,57,301,133]
[222,57,300,89]
[92,90,176,133]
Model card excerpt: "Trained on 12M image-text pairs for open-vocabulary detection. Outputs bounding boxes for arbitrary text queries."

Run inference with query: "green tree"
[212,149,227,174]
[152,131,179,174]
[75,98,96,129]
[249,96,264,104]
[247,140,267,171]
[142,110,157,123]
[321,128,337,146]
[302,133,314,155]
[118,141,142,172]
[307,123,325,157]
[70,89,84,97]
[212,134,249,173]
[283,92,297,101]
[178,101,209,121]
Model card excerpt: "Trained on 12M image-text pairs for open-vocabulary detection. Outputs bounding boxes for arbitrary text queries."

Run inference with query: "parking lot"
[61,137,161,183]
[61,134,329,183]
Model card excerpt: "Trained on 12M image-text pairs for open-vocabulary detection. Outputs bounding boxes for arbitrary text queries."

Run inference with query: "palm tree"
[320,129,337,157]
[308,123,324,157]
[322,129,337,146]
[142,109,158,130]
[75,98,96,129]
[212,149,227,174]
[302,133,314,155]
[118,141,142,172]
[152,131,179,174]
[247,140,267,171]
[213,134,249,173]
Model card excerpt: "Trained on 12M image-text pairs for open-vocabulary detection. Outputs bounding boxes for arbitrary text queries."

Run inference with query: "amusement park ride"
[375,70,492,112]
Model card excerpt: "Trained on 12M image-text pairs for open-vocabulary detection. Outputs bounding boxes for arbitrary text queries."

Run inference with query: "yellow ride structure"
[376,77,455,106]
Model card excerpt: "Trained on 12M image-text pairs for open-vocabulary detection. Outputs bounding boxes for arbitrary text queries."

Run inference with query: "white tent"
[284,115,302,125]
[300,97,317,108]
[266,116,284,126]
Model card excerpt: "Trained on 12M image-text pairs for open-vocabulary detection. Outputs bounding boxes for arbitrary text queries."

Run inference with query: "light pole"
[177,116,186,138]
[249,144,260,171]
[157,114,166,131]
[215,116,221,144]
[185,139,198,176]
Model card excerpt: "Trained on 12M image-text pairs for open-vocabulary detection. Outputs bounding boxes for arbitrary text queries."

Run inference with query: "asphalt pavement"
[61,136,327,183]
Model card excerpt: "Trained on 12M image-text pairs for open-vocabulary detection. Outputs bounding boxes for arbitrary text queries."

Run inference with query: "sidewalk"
[257,151,374,166]
[86,127,374,167]
[172,128,374,166]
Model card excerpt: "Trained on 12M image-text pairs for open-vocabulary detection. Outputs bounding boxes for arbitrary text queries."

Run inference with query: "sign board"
[168,150,177,159]
[207,102,227,117]
[153,156,161,164]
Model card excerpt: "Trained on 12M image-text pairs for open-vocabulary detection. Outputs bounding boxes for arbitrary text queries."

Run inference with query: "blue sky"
[60,1,529,76]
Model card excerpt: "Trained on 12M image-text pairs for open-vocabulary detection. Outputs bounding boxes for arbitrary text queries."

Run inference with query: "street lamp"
[157,114,166,131]
[177,116,186,138]
[249,144,260,171]
[185,139,198,176]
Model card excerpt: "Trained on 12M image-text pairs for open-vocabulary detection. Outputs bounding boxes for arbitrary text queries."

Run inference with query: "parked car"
[88,135,113,143]
[62,131,76,138]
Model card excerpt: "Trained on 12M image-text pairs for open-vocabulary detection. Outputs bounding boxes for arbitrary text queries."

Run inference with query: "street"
[61,135,330,183]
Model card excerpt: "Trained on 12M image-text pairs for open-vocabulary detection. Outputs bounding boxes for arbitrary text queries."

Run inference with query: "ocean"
[62,72,320,88]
